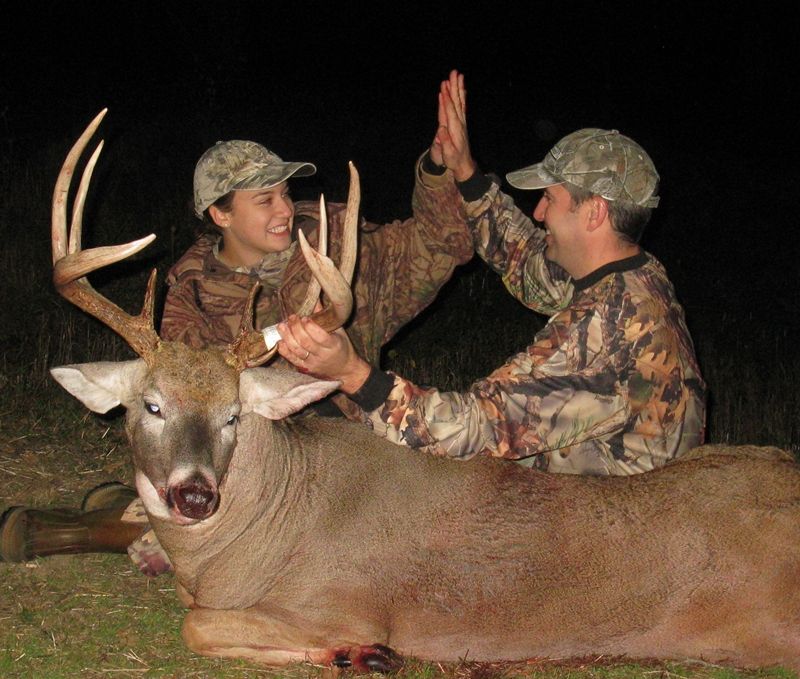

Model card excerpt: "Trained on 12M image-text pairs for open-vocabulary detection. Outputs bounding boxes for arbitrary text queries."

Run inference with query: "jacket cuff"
[421,149,447,176]
[416,151,452,189]
[348,367,395,412]
[457,171,492,202]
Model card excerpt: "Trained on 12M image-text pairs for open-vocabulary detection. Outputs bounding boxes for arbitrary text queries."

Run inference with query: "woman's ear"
[208,204,231,229]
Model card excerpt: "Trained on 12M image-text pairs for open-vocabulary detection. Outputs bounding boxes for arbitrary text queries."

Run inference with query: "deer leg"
[183,607,402,671]
[175,580,195,608]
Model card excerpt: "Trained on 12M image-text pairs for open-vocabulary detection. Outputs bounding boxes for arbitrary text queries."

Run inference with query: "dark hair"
[563,182,653,245]
[195,191,235,239]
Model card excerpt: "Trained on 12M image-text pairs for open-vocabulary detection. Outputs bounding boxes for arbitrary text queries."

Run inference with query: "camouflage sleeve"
[356,306,628,461]
[461,176,573,315]
[346,153,473,361]
[356,269,704,472]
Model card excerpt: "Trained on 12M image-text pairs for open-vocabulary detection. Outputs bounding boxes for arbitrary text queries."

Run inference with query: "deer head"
[50,110,359,525]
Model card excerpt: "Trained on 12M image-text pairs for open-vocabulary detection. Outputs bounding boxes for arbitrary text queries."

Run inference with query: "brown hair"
[194,190,235,240]
[563,182,653,245]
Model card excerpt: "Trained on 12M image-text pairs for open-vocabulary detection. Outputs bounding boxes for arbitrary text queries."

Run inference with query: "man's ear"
[586,196,609,232]
[208,204,230,229]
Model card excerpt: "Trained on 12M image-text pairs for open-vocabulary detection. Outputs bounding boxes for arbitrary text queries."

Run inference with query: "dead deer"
[49,112,800,672]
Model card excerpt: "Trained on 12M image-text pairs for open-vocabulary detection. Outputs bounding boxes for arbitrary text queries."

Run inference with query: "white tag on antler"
[261,324,282,351]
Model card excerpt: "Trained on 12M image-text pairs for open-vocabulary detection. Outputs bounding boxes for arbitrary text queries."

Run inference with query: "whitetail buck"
[50,112,800,672]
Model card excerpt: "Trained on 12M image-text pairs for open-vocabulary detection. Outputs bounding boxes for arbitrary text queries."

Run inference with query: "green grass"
[0,554,274,677]
[2,552,797,678]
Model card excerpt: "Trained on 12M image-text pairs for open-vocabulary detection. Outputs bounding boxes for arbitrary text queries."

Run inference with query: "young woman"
[164,138,471,379]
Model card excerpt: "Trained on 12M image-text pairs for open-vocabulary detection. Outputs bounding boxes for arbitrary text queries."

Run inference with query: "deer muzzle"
[167,475,220,521]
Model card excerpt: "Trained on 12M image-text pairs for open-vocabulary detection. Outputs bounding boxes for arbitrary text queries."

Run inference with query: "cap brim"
[231,161,317,192]
[282,161,317,180]
[505,163,560,190]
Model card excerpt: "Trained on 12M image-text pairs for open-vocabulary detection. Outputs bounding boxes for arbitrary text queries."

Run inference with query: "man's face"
[218,182,295,268]
[532,183,585,275]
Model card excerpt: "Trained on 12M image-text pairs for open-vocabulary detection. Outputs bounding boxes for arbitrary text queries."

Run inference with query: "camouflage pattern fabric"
[193,140,316,216]
[357,179,706,475]
[506,128,660,208]
[127,155,473,573]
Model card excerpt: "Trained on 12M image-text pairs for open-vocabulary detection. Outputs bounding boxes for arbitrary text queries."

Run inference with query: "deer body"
[171,414,800,668]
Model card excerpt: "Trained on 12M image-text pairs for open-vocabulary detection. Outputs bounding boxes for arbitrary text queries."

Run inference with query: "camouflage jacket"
[160,153,473,368]
[351,174,706,475]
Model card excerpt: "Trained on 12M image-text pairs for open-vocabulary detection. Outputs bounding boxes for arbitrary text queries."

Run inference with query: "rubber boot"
[1,483,142,563]
[81,482,138,513]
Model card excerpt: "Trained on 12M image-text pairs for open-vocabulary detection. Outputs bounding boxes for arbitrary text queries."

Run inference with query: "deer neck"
[147,414,313,604]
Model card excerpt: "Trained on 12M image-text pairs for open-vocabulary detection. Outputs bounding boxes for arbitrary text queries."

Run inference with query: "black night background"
[3,3,795,298]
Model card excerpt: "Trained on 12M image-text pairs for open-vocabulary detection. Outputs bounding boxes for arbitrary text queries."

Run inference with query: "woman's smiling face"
[213,182,295,268]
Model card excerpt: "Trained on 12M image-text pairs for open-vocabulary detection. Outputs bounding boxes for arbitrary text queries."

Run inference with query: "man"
[277,71,706,475]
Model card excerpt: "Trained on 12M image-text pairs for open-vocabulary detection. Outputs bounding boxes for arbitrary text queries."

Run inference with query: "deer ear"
[50,360,146,413]
[239,368,341,420]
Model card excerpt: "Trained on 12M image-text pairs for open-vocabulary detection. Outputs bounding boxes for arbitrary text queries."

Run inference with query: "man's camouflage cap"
[506,128,660,208]
[193,140,316,216]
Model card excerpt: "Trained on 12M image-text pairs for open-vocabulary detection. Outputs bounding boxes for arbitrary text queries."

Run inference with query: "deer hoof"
[331,644,403,673]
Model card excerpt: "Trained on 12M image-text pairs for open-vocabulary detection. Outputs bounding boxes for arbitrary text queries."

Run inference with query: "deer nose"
[168,476,219,520]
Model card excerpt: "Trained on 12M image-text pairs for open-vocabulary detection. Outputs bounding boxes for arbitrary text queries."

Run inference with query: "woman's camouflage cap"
[193,140,316,216]
[506,128,660,208]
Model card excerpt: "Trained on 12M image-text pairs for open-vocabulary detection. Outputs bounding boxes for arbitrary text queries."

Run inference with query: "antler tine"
[230,163,360,369]
[52,110,160,361]
[228,283,278,371]
[302,161,359,332]
[294,193,327,317]
[52,109,106,263]
[338,162,359,285]
[296,228,352,332]
[317,192,328,257]
[292,164,358,319]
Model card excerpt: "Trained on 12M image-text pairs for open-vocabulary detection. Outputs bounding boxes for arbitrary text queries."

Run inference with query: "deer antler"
[52,109,160,361]
[228,162,360,370]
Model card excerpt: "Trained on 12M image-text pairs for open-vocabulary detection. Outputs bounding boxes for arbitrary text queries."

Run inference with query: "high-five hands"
[430,70,478,182]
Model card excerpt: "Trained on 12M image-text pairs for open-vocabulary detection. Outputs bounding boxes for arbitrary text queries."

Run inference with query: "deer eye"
[145,402,161,416]
[225,415,238,426]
